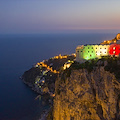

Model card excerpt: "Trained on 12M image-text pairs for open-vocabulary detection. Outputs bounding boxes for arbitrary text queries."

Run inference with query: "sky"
[0,0,120,34]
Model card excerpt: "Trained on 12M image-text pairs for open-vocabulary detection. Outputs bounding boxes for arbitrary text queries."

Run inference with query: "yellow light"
[113,47,116,50]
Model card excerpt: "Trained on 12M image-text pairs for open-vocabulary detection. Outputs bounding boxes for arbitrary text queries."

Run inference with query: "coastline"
[21,54,75,120]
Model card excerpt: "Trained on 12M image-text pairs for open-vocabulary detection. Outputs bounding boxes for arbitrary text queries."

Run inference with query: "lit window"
[113,51,116,54]
[113,47,116,50]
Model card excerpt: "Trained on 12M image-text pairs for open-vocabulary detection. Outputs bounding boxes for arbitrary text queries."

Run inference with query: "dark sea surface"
[0,33,116,120]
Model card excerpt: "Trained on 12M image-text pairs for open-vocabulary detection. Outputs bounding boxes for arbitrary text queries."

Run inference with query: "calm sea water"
[0,33,116,120]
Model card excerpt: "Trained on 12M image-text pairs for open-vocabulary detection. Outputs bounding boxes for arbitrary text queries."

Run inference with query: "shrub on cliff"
[70,59,98,72]
[104,57,120,79]
[63,60,98,78]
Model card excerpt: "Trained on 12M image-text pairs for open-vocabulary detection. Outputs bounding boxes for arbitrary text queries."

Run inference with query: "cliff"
[53,66,120,120]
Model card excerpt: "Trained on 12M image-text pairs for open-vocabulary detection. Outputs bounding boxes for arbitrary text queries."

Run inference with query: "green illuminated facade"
[76,45,110,62]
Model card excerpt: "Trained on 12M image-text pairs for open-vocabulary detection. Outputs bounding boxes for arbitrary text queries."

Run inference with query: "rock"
[53,67,120,120]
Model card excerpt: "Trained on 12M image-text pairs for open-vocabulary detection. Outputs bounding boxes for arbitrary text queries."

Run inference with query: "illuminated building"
[109,44,120,56]
[76,44,110,62]
[76,34,120,63]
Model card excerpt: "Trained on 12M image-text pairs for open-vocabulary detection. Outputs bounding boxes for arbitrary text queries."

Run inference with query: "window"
[77,51,79,52]
[88,51,89,53]
[88,47,89,49]
[113,47,116,50]
[92,47,93,49]
[100,51,102,53]
[105,48,106,49]
[92,51,93,53]
[96,47,97,49]
[100,48,101,49]
[105,52,106,53]
[96,51,97,53]
[81,51,82,52]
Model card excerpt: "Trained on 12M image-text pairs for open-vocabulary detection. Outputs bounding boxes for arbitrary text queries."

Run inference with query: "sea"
[0,33,116,120]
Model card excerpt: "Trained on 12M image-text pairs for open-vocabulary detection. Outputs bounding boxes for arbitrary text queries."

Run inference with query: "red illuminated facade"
[109,44,120,56]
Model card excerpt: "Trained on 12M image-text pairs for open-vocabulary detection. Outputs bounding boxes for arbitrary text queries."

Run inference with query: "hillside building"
[76,33,120,63]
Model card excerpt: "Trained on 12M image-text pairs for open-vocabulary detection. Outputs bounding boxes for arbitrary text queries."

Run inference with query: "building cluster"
[76,33,120,63]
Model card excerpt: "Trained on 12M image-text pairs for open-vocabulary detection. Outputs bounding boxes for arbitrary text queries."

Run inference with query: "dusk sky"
[0,0,120,34]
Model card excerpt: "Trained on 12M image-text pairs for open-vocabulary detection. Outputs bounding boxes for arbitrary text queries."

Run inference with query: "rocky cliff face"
[53,67,120,120]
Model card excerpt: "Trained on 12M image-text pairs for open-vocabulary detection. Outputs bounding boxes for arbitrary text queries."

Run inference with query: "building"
[76,34,120,63]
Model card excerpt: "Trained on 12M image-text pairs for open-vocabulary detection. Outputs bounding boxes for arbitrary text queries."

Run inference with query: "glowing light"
[113,47,116,50]
[36,61,59,73]
[63,61,73,70]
